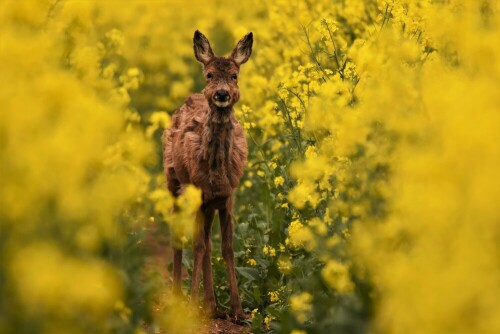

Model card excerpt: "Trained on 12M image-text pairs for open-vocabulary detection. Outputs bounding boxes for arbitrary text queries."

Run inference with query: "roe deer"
[163,30,252,320]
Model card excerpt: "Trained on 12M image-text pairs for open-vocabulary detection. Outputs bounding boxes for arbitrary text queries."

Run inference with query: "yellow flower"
[127,67,140,77]
[288,180,320,209]
[290,292,312,323]
[277,256,292,274]
[247,259,257,266]
[288,220,316,250]
[274,176,285,187]
[309,217,327,235]
[304,145,318,159]
[263,245,276,257]
[241,104,252,115]
[268,290,280,303]
[264,315,272,328]
[321,260,353,293]
[269,247,276,257]
[291,330,307,334]
[342,228,350,238]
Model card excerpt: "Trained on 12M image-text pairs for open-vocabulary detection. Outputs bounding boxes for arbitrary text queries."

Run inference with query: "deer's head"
[193,30,253,111]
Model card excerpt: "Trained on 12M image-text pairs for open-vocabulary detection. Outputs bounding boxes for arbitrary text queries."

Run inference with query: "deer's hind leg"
[219,197,244,320]
[201,206,217,315]
[167,167,183,295]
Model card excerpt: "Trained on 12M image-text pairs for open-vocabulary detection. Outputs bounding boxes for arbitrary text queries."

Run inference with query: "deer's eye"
[206,73,213,80]
[231,74,238,81]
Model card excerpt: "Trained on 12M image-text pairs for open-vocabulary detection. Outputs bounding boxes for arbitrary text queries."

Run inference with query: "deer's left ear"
[231,32,253,66]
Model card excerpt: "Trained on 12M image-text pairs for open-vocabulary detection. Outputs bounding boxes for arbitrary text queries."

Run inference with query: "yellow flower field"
[1,0,499,333]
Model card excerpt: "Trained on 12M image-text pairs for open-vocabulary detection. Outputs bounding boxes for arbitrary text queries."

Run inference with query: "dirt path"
[200,319,251,334]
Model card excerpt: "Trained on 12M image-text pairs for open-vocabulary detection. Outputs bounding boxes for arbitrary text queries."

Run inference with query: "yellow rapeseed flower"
[247,259,257,266]
[274,176,285,187]
[290,292,312,323]
[264,315,272,329]
[277,256,292,274]
[322,260,353,293]
[288,220,316,250]
[268,290,280,303]
[291,330,307,334]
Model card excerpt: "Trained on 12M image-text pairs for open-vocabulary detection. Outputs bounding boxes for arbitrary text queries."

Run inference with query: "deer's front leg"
[191,209,206,307]
[219,198,244,319]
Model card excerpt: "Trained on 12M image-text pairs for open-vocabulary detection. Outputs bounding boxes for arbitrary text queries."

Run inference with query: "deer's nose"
[214,90,230,102]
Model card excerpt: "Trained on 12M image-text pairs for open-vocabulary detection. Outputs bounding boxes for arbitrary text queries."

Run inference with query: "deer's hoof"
[230,312,251,325]
[210,308,227,319]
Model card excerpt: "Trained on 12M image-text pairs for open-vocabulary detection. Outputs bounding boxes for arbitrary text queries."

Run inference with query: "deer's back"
[163,94,247,199]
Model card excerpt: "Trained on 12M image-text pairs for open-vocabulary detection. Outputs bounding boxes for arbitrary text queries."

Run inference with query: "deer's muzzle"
[214,90,230,102]
[213,90,231,108]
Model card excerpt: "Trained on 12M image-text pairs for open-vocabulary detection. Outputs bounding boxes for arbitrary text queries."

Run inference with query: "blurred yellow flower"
[288,220,316,250]
[290,292,312,323]
[274,176,285,187]
[247,258,257,266]
[322,260,354,293]
[278,256,292,274]
[291,330,307,334]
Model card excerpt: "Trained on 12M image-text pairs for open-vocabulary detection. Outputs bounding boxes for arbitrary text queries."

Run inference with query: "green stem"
[279,97,303,156]
[325,24,345,80]
[302,25,330,82]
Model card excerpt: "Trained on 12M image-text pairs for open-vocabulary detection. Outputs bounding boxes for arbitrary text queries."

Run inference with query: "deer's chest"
[196,134,235,198]
[174,129,236,198]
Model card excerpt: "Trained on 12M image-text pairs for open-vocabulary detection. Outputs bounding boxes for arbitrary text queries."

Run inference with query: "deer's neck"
[204,107,234,172]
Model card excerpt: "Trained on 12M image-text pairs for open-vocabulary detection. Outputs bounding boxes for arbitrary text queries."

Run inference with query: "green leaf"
[236,267,260,282]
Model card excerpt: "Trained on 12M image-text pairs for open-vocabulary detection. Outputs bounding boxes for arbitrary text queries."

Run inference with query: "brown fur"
[163,30,252,320]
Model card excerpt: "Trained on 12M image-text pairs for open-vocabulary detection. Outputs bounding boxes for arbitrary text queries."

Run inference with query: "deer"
[162,30,252,321]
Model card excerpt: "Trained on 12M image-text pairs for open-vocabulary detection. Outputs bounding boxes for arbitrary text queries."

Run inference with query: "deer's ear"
[193,30,214,65]
[231,32,253,66]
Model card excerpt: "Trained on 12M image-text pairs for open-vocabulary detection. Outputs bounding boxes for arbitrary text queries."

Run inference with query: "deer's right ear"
[193,30,214,65]
[231,32,253,66]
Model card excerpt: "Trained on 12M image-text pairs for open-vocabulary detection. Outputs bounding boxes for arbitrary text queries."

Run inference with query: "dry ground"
[200,319,251,334]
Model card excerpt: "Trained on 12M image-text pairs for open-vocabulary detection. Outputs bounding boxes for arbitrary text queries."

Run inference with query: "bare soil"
[200,319,251,334]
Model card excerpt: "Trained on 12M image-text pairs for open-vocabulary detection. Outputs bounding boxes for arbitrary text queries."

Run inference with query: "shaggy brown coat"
[162,30,252,320]
[163,94,247,201]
